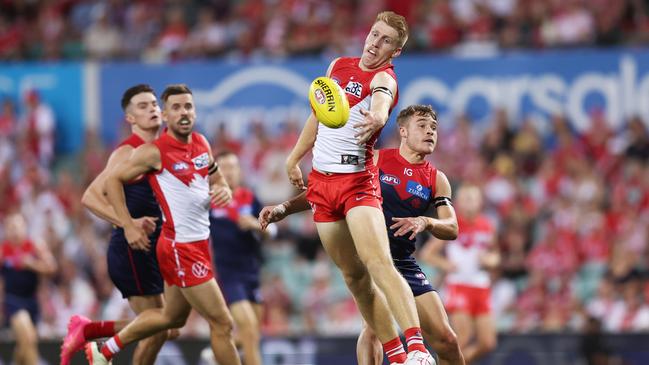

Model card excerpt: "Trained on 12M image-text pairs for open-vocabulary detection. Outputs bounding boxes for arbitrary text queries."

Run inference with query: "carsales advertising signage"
[99,48,649,144]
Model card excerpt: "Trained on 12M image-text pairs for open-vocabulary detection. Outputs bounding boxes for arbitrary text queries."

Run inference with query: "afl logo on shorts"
[380,174,400,186]
[191,262,210,278]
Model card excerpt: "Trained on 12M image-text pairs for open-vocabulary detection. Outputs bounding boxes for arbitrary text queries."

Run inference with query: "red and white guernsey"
[312,57,398,173]
[446,215,495,288]
[148,132,211,243]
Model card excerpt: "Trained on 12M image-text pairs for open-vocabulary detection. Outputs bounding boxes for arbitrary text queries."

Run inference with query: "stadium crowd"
[0,86,648,340]
[1,0,649,61]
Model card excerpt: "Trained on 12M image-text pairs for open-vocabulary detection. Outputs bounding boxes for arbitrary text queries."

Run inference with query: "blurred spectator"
[20,90,55,167]
[1,0,649,61]
[83,5,122,60]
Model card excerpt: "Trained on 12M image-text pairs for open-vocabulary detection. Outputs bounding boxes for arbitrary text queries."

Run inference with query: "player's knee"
[359,325,378,343]
[343,269,372,294]
[16,330,37,348]
[167,315,188,329]
[361,255,393,276]
[478,335,497,353]
[238,323,260,344]
[435,329,461,358]
[208,313,235,337]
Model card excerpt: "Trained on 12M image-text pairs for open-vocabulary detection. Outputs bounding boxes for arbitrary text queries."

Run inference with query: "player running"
[61,84,171,365]
[209,150,269,365]
[85,84,240,365]
[265,105,465,365]
[285,11,434,365]
[1,213,57,365]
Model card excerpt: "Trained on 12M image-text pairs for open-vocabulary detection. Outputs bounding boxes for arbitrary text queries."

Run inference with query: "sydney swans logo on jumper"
[192,153,210,170]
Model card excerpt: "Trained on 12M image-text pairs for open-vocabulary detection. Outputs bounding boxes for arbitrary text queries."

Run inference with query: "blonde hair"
[375,11,409,48]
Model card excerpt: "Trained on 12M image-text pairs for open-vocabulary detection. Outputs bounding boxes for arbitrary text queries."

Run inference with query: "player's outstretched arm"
[286,58,340,189]
[258,192,309,230]
[285,113,317,189]
[390,171,458,240]
[105,143,161,251]
[354,71,397,145]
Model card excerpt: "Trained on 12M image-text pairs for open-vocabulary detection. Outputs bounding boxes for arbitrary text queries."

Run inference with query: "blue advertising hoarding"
[99,48,649,147]
[0,63,83,153]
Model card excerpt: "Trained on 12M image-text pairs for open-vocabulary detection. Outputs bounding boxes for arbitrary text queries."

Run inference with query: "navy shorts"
[107,238,164,298]
[394,258,435,297]
[4,294,39,326]
[215,267,262,306]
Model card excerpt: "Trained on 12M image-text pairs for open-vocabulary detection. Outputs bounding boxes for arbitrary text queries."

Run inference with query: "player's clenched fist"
[124,223,151,251]
[258,203,288,230]
[286,163,306,190]
[133,216,158,235]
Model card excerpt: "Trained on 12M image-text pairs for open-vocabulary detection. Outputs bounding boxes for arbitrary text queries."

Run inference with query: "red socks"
[383,337,407,364]
[100,335,124,361]
[404,327,427,354]
[83,321,116,340]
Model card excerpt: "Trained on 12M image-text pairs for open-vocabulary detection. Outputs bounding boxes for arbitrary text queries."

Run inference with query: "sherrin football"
[309,76,350,129]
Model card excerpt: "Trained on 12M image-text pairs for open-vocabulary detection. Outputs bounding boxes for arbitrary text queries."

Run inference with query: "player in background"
[209,150,272,365]
[421,185,499,365]
[262,105,465,365]
[285,12,434,365]
[1,213,57,365]
[84,84,241,365]
[61,84,171,365]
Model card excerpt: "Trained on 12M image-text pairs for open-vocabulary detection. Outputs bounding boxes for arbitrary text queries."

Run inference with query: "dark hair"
[161,84,193,103]
[121,84,155,111]
[396,104,437,127]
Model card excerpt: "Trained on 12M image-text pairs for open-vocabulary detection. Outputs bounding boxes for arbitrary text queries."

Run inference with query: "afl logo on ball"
[192,262,210,278]
[314,89,326,104]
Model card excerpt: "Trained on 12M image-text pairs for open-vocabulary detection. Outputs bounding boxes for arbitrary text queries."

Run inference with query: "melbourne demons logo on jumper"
[380,174,401,186]
[191,262,209,278]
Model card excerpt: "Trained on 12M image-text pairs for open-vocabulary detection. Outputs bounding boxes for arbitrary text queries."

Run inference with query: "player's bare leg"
[460,315,497,364]
[356,322,384,365]
[115,285,191,345]
[181,279,240,365]
[346,206,420,331]
[357,292,464,365]
[316,220,399,342]
[128,294,172,365]
[230,300,262,365]
[416,292,464,365]
[11,310,38,365]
